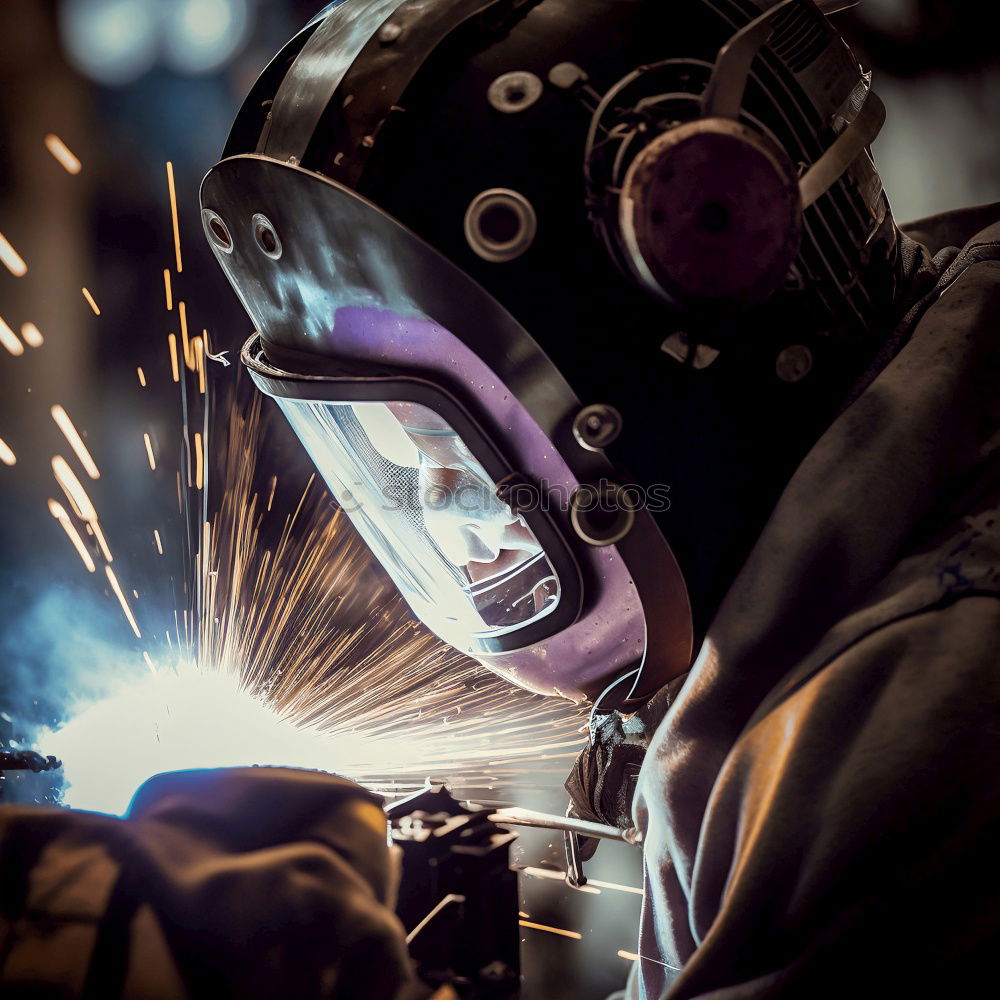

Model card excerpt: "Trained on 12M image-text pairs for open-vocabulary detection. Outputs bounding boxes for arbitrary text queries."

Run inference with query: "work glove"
[0,767,413,999]
[565,674,688,846]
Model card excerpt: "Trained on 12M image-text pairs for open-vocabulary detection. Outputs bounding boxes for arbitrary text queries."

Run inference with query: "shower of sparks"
[521,867,641,896]
[51,405,101,479]
[82,287,101,316]
[166,161,183,273]
[51,455,98,521]
[143,433,156,471]
[519,920,581,940]
[47,498,95,573]
[137,366,147,387]
[44,134,82,174]
[1,315,25,356]
[0,436,16,466]
[105,565,141,638]
[163,269,173,311]
[21,322,43,347]
[153,528,163,554]
[167,333,180,382]
[0,231,27,276]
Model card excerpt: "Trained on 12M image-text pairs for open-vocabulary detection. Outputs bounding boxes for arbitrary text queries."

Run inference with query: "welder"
[2,0,997,997]
[198,0,999,995]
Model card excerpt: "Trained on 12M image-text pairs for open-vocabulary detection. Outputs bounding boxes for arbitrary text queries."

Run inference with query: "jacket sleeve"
[647,595,1000,1000]
[0,767,413,999]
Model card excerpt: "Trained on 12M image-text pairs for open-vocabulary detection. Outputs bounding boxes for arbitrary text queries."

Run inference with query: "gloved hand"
[565,674,688,837]
[0,767,413,999]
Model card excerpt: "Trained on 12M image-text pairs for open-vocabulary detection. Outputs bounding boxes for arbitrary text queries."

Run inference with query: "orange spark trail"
[0,231,27,276]
[179,301,192,369]
[0,436,16,466]
[21,323,43,348]
[166,161,183,272]
[44,134,82,174]
[51,404,101,479]
[82,287,101,315]
[167,334,180,382]
[47,499,95,573]
[137,366,147,387]
[194,432,204,489]
[51,455,97,521]
[105,565,141,638]
[0,316,24,356]
[519,921,581,940]
[143,433,156,471]
[153,529,163,555]
[163,268,173,311]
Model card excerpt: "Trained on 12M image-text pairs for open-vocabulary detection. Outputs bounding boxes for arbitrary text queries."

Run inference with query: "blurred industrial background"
[0,1,997,996]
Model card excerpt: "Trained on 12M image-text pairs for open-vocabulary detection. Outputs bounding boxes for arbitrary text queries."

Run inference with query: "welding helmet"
[202,0,898,707]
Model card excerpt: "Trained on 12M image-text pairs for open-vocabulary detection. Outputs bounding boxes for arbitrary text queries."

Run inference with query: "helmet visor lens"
[275,396,561,651]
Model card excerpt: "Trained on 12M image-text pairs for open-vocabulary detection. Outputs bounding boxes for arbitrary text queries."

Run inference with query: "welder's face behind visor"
[279,398,560,648]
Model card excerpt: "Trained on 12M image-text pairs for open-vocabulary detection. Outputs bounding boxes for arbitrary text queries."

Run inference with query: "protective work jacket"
[632,204,1000,998]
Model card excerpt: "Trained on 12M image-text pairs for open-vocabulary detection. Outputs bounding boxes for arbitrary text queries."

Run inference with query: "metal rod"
[484,805,642,845]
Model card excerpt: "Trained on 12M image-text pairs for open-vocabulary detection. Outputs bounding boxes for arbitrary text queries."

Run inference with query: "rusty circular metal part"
[251,212,282,260]
[572,404,623,452]
[619,117,803,311]
[487,70,543,113]
[202,208,234,254]
[464,188,537,263]
[570,482,637,546]
[775,343,814,383]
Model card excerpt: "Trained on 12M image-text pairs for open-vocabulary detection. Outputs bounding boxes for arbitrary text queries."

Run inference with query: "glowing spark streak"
[21,323,43,348]
[179,301,193,370]
[0,232,27,276]
[588,878,643,896]
[267,475,277,512]
[193,337,206,393]
[44,134,82,174]
[137,366,147,387]
[105,566,141,638]
[0,316,25,356]
[51,404,101,479]
[91,521,113,563]
[0,437,15,466]
[166,161,183,273]
[82,287,101,316]
[519,921,581,940]
[51,456,97,521]
[163,269,173,311]
[618,950,639,961]
[195,432,204,489]
[142,651,156,673]
[144,433,157,471]
[153,529,163,555]
[47,499,95,572]
[167,334,180,382]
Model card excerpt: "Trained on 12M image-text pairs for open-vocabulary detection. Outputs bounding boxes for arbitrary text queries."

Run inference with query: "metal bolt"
[775,344,813,383]
[377,22,402,44]
[572,404,623,452]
